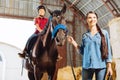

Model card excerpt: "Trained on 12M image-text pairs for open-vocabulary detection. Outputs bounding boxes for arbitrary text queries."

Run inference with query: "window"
[0,0,40,20]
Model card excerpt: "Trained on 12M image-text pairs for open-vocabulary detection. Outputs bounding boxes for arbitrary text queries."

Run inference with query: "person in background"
[18,5,48,59]
[67,11,113,80]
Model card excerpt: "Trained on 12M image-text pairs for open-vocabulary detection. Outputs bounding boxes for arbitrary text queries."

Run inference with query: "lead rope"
[68,42,77,80]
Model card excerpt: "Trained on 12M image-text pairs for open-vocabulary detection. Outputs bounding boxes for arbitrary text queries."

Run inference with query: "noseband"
[52,24,68,39]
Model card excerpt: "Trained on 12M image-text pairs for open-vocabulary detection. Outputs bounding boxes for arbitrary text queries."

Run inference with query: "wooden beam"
[0,14,33,21]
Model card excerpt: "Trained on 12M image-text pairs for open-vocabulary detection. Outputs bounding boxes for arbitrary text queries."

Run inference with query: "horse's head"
[48,4,68,46]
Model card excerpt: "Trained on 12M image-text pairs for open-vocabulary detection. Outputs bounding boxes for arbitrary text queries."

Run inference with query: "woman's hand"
[67,36,74,44]
[67,36,78,48]
[106,62,113,76]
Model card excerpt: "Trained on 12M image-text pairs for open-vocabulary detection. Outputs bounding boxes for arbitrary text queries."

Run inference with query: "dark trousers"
[24,33,38,55]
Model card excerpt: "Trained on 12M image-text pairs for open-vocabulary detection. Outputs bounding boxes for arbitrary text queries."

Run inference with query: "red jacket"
[34,17,48,34]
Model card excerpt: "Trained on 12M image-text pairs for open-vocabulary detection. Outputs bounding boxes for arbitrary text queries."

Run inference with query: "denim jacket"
[79,29,112,69]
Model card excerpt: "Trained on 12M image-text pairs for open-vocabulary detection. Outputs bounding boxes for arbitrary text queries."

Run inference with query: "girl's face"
[86,13,97,27]
[38,9,45,17]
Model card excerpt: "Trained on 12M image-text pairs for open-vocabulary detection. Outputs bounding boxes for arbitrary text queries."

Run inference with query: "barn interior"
[0,0,120,80]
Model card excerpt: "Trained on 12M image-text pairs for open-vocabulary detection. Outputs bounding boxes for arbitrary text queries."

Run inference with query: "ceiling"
[40,0,120,29]
[65,0,120,28]
[0,0,120,28]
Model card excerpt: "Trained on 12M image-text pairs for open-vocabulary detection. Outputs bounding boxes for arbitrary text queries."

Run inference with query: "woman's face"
[38,9,45,17]
[86,13,97,27]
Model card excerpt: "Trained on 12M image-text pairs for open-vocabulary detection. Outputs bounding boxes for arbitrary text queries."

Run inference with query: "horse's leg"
[33,65,43,80]
[48,66,57,80]
[28,71,35,80]
[48,71,55,80]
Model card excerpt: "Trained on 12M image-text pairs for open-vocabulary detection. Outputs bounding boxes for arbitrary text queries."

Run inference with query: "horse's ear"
[47,8,53,15]
[61,3,66,14]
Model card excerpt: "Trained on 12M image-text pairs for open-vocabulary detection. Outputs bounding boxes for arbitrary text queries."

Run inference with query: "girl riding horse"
[24,4,67,80]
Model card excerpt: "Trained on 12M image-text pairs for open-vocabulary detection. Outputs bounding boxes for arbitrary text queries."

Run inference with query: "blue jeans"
[82,68,106,80]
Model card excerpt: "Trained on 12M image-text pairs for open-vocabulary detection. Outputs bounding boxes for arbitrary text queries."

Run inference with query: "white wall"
[0,18,35,80]
[0,42,29,80]
[108,17,120,80]
[0,18,35,49]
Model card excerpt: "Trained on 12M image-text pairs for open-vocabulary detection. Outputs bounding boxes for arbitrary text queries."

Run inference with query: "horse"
[24,4,67,80]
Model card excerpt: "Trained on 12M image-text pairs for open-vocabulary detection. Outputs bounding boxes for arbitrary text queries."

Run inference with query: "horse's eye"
[53,14,56,17]
[64,30,67,33]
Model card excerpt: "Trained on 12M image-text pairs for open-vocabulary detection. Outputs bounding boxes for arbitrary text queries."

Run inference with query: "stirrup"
[18,53,25,59]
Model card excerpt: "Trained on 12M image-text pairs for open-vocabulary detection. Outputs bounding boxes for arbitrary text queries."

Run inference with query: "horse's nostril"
[56,37,59,42]
[58,44,63,46]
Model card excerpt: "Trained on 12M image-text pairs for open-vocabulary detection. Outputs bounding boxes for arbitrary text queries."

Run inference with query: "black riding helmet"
[37,5,46,12]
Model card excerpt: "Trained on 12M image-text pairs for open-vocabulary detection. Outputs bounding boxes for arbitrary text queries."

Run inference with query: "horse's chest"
[40,49,56,63]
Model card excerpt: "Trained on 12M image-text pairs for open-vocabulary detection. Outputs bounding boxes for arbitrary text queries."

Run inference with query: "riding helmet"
[37,5,46,12]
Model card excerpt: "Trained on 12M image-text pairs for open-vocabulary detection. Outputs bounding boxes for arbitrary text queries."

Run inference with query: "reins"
[42,21,52,47]
[68,44,77,80]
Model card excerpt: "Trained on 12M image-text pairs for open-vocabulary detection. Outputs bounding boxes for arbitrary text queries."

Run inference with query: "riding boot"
[18,49,27,59]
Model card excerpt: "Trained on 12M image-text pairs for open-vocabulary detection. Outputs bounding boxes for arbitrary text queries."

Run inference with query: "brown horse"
[24,4,67,80]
